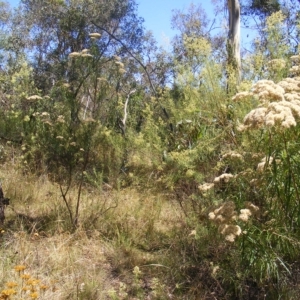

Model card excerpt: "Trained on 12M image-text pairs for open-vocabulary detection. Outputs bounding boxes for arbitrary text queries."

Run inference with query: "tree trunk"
[227,0,241,82]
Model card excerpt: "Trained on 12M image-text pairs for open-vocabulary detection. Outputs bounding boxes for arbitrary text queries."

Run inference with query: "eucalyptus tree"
[227,0,241,83]
[19,0,145,92]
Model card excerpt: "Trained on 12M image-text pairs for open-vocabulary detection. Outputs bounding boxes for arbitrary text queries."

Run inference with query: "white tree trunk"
[227,0,241,82]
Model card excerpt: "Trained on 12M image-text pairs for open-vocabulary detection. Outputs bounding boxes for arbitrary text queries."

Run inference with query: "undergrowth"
[1,8,300,300]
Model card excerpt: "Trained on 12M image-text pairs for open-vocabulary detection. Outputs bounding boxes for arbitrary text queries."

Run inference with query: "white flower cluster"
[208,201,241,242]
[222,151,244,160]
[56,115,65,123]
[208,201,236,224]
[198,182,214,192]
[26,95,43,102]
[238,77,300,130]
[290,55,300,75]
[199,172,236,194]
[69,49,93,59]
[252,80,285,102]
[113,56,126,74]
[213,173,235,183]
[257,156,273,172]
[89,32,101,39]
[208,201,259,242]
[219,224,242,242]
[233,53,300,130]
[238,202,259,222]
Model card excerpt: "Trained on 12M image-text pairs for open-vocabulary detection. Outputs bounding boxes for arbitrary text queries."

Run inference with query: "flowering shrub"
[226,52,300,289]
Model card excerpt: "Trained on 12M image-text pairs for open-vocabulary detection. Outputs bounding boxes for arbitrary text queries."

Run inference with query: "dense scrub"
[1,1,300,299]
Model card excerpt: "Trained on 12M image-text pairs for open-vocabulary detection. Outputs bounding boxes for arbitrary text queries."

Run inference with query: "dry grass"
[0,161,183,299]
[0,231,112,299]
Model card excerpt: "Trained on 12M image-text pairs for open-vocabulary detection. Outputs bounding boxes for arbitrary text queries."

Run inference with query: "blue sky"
[137,0,215,47]
[5,0,254,49]
[6,0,216,46]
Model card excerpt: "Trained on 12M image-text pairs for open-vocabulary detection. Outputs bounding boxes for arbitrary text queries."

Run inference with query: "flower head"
[26,95,42,102]
[14,265,26,272]
[68,52,81,58]
[30,292,39,299]
[5,282,17,288]
[213,173,234,183]
[198,182,214,192]
[1,289,17,296]
[89,32,101,39]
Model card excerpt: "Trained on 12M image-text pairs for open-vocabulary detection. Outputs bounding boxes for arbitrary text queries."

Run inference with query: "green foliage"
[244,10,292,83]
[245,0,281,16]
[1,1,300,299]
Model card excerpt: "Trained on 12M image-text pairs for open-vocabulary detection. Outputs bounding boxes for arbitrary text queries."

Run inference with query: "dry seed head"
[26,95,42,102]
[278,78,300,92]
[215,214,226,223]
[257,156,273,172]
[225,233,236,242]
[218,201,236,218]
[118,68,126,74]
[218,223,228,234]
[290,66,300,75]
[213,173,234,183]
[219,224,241,236]
[198,182,214,192]
[290,55,300,63]
[189,230,197,236]
[115,61,124,68]
[41,112,49,117]
[218,225,242,242]
[89,32,101,39]
[243,107,267,129]
[284,93,300,101]
[222,151,243,160]
[265,102,297,128]
[208,212,216,220]
[252,80,285,102]
[113,55,121,61]
[238,213,250,222]
[69,52,81,58]
[245,202,259,214]
[209,201,237,224]
[56,115,65,123]
[212,265,219,276]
